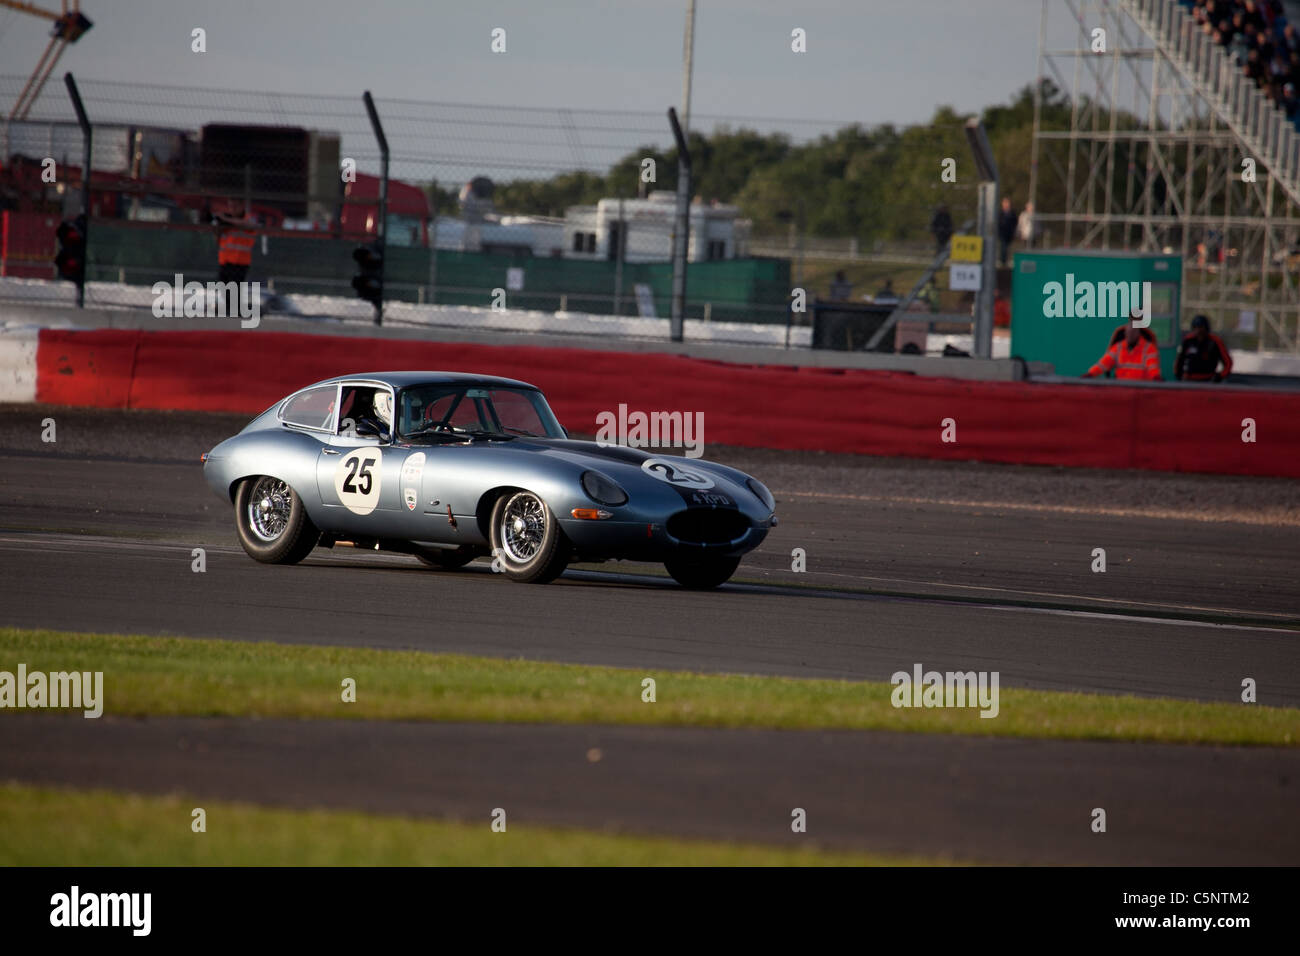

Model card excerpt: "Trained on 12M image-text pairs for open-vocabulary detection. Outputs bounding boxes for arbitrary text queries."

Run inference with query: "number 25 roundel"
[335,449,382,515]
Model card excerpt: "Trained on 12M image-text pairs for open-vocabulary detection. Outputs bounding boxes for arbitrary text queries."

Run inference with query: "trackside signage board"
[950,235,983,263]
[1009,250,1182,378]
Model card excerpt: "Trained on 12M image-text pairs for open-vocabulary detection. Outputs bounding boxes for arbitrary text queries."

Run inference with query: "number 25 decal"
[640,457,714,490]
[335,450,382,515]
[342,456,375,495]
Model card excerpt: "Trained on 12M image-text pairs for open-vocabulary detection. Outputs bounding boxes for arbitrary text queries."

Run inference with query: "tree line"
[425,81,1133,243]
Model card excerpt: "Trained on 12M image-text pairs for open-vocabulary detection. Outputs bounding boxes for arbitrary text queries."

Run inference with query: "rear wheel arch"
[227,470,297,504]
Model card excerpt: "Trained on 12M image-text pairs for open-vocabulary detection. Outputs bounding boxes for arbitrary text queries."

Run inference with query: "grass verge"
[1,627,1296,746]
[0,783,931,866]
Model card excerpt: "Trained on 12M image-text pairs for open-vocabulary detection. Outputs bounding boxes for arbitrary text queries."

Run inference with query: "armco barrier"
[28,328,1300,478]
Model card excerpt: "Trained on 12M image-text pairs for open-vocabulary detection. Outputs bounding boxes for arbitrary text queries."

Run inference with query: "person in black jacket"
[997,197,1018,266]
[1175,315,1234,382]
[930,204,953,254]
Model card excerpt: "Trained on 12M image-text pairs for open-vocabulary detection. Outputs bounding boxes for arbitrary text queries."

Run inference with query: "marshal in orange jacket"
[218,229,255,266]
[1084,334,1162,380]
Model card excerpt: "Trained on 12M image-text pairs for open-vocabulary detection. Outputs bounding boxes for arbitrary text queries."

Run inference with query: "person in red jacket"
[213,205,257,317]
[1083,314,1163,380]
[215,206,256,284]
[1175,314,1233,382]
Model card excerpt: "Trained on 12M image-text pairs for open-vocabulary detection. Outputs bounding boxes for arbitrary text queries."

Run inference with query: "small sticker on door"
[401,452,426,512]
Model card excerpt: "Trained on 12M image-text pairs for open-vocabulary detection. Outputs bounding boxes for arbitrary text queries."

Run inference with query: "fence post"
[668,107,692,342]
[64,72,92,308]
[363,90,389,326]
[613,197,625,315]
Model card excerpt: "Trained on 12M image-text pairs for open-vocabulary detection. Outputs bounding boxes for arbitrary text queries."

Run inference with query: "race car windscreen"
[397,384,565,440]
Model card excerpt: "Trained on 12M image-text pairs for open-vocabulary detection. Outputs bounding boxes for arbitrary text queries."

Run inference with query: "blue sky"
[0,0,1073,128]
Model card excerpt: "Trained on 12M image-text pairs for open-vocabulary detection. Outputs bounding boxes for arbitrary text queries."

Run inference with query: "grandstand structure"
[1031,0,1300,351]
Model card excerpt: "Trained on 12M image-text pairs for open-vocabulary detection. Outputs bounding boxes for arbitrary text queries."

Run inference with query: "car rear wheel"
[413,545,480,570]
[234,475,320,564]
[664,555,741,590]
[490,490,569,583]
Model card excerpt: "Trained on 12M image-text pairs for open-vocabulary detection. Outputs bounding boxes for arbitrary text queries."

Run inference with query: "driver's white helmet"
[373,391,393,428]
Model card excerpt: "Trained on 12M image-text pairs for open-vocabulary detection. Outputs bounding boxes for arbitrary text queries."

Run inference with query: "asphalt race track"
[4,714,1297,864]
[2,406,1298,863]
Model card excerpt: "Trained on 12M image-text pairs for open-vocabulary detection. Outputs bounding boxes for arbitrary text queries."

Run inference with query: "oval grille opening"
[666,509,749,545]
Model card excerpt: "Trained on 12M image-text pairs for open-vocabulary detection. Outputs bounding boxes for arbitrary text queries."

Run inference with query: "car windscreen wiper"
[401,428,466,443]
[457,429,515,441]
[403,426,515,442]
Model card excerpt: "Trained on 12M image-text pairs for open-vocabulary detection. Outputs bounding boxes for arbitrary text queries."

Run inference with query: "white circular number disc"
[335,449,382,515]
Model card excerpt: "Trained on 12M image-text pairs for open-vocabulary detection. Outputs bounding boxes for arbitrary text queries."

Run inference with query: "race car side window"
[280,385,338,432]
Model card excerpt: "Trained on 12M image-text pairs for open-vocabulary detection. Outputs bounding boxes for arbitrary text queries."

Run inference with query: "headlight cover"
[746,477,775,512]
[581,470,628,506]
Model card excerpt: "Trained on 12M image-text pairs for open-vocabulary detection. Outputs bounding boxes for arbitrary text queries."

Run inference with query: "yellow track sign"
[950,235,983,262]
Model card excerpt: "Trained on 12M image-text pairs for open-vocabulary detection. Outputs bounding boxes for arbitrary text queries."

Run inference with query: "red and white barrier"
[10,327,1300,478]
[0,329,38,402]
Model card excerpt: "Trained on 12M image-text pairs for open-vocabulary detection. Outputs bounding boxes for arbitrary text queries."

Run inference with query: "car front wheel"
[233,475,320,564]
[489,490,569,583]
[664,555,740,590]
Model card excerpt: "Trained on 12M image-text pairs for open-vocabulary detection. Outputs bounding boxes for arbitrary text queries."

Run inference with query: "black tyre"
[664,555,741,590]
[489,490,569,583]
[233,475,320,564]
[413,546,480,570]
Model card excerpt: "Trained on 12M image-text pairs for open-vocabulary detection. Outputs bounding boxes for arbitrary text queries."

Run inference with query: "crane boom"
[2,1,93,121]
[0,1,63,22]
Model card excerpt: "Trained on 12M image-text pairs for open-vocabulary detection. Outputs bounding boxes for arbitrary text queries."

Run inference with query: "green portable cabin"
[1010,251,1182,378]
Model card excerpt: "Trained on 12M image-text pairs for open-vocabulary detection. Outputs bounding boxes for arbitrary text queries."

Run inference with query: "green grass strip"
[0,783,932,866]
[1,627,1295,746]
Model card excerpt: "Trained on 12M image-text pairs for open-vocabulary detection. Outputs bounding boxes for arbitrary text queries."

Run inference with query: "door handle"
[323,448,340,455]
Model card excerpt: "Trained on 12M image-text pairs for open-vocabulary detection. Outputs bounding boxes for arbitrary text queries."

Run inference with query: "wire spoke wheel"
[489,489,570,584]
[233,475,319,565]
[500,492,546,562]
[247,476,292,542]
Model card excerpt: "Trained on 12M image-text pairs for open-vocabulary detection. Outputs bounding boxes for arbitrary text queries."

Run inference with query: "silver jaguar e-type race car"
[202,372,777,588]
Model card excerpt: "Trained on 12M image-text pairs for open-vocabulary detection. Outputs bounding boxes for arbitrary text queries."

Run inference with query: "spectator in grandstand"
[1257,28,1276,68]
[1230,10,1247,45]
[1246,47,1265,83]
[1083,313,1163,381]
[1270,51,1291,82]
[1234,0,1261,33]
[997,197,1018,267]
[929,204,953,255]
[1175,314,1234,381]
[1233,21,1256,62]
[828,270,853,301]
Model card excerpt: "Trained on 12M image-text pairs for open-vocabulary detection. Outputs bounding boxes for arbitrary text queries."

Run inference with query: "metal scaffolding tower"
[1031,0,1300,352]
